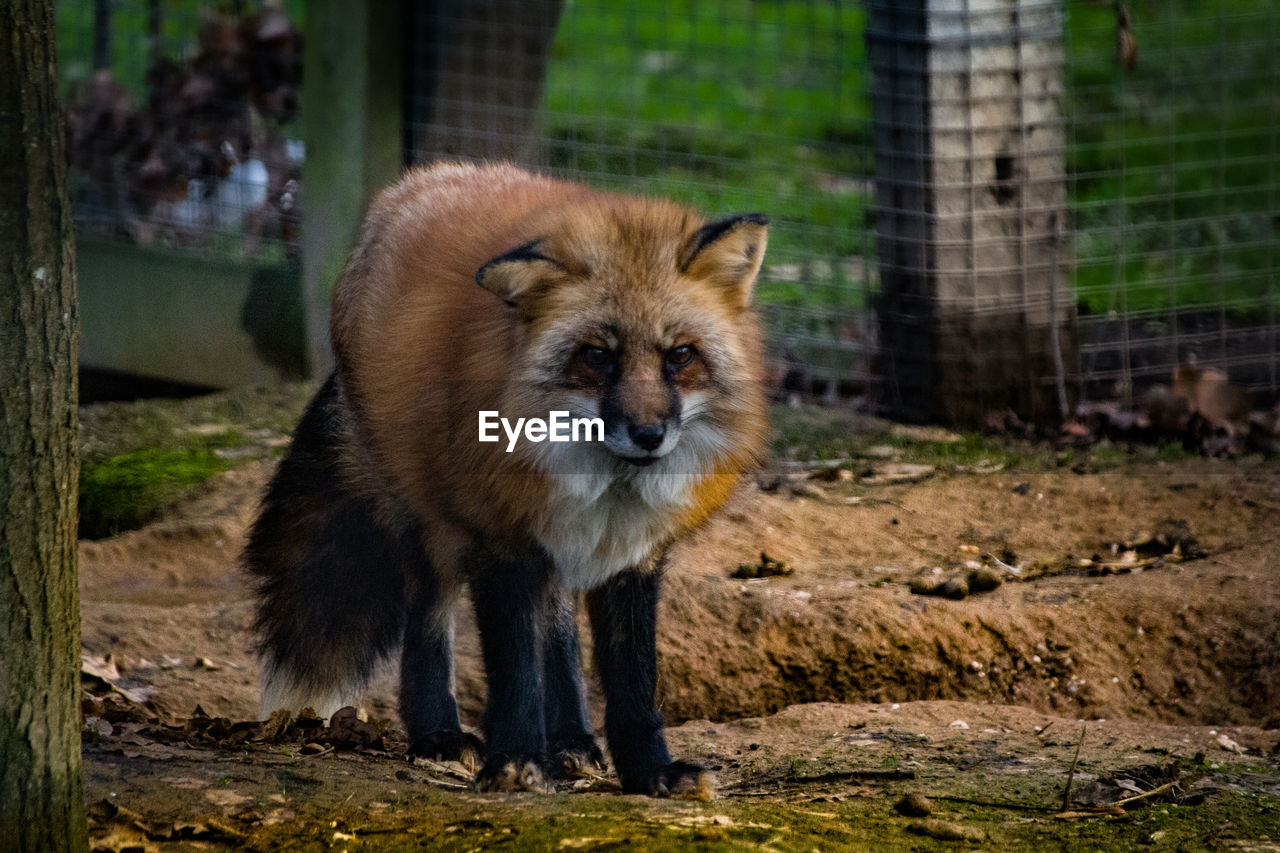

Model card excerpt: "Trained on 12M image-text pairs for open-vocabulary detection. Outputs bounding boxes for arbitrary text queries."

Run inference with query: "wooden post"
[869,0,1074,425]
[301,0,405,377]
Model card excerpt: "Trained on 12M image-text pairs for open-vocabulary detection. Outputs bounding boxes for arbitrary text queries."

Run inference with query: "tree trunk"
[0,1,88,852]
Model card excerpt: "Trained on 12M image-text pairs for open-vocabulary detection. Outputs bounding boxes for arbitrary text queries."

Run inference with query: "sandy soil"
[78,442,1280,850]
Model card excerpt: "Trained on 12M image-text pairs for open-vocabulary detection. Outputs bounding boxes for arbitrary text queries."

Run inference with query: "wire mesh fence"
[55,0,1280,422]
[1067,1,1279,409]
[405,0,877,405]
[56,0,304,262]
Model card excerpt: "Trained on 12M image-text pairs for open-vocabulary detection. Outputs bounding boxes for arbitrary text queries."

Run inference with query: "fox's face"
[477,202,768,478]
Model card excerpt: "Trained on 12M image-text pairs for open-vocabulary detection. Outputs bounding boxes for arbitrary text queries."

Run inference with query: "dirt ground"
[77,397,1280,851]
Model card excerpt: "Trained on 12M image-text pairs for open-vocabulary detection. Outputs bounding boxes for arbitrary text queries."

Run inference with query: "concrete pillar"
[301,0,405,378]
[868,0,1073,425]
[405,0,564,165]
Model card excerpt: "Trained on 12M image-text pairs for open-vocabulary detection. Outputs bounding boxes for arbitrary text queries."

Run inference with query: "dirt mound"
[79,455,1280,730]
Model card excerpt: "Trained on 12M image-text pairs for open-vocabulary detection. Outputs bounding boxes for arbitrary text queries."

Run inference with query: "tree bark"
[0,1,88,852]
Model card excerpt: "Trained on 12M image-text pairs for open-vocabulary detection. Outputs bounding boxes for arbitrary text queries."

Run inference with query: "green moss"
[768,403,1032,471]
[1089,441,1129,469]
[244,786,1280,853]
[78,448,230,539]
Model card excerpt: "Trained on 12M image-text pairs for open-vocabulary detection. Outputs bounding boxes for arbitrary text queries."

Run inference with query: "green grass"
[1066,0,1280,314]
[769,404,1028,471]
[544,0,873,321]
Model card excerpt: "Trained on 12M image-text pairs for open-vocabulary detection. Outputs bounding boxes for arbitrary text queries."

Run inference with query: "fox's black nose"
[629,423,665,452]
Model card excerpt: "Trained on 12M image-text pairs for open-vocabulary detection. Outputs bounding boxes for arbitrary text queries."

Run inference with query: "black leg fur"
[401,573,482,764]
[245,374,417,716]
[468,551,553,791]
[586,563,712,799]
[542,589,604,778]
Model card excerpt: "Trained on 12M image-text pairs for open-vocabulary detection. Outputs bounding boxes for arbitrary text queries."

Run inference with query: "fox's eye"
[580,346,612,369]
[666,345,695,369]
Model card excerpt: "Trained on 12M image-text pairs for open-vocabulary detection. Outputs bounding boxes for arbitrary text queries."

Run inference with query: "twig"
[928,795,1055,813]
[1061,724,1086,812]
[1054,807,1124,820]
[1112,774,1200,808]
[791,769,916,784]
[410,757,475,784]
[420,775,470,791]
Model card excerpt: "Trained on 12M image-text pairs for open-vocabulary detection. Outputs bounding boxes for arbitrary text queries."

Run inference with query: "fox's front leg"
[468,552,552,792]
[586,562,712,800]
[543,588,605,778]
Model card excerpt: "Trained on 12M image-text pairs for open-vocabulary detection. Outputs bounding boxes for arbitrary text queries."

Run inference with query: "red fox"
[245,161,769,797]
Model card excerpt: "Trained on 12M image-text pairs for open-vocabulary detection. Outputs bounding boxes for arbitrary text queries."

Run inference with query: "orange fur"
[332,161,768,587]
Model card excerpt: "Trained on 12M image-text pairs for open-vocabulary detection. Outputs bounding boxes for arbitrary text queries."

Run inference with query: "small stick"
[1112,774,1199,809]
[411,757,475,783]
[420,775,469,791]
[1060,724,1086,812]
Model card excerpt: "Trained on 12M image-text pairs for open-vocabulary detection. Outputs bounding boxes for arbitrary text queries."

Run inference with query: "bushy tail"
[244,375,418,719]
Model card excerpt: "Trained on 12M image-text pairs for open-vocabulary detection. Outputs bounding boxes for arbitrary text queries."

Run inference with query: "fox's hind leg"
[246,375,412,721]
[542,588,605,778]
[401,572,483,765]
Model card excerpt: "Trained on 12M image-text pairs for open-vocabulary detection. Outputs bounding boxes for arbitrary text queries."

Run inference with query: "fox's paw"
[549,734,606,779]
[652,761,714,802]
[407,730,485,770]
[476,753,550,793]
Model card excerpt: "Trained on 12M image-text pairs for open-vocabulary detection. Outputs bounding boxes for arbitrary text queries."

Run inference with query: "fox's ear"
[476,241,563,307]
[680,213,769,307]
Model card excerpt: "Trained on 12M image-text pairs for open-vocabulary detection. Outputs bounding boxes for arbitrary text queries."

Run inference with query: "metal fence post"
[869,0,1074,425]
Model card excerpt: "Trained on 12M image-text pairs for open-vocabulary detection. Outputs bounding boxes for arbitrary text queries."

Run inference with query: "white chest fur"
[531,447,698,590]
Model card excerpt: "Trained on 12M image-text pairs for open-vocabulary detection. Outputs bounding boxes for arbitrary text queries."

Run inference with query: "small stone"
[949,720,970,730]
[894,793,933,817]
